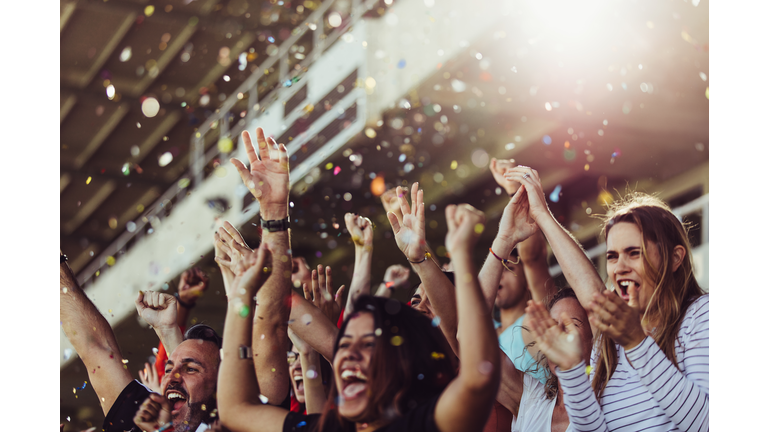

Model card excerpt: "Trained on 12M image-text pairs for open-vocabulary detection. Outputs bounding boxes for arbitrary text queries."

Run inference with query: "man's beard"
[173,397,217,432]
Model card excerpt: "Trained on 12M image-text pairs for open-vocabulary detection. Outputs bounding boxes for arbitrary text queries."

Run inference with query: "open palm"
[231,128,289,217]
[387,183,426,261]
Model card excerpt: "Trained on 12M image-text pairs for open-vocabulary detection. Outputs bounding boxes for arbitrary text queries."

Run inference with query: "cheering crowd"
[60,127,709,432]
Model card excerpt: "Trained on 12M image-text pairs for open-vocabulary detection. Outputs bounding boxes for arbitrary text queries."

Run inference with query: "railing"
[547,193,709,279]
[77,0,378,286]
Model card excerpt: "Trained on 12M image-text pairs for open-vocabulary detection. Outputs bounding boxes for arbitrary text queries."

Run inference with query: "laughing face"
[161,339,219,430]
[605,222,662,311]
[288,345,305,403]
[409,284,435,319]
[333,312,375,421]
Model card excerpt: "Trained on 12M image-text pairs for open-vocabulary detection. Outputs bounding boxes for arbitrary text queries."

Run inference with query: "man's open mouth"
[166,389,188,414]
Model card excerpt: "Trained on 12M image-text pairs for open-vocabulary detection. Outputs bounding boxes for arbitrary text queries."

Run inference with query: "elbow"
[218,401,247,431]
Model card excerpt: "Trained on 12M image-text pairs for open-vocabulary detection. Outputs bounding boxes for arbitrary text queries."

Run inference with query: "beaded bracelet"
[407,252,431,264]
[488,247,519,272]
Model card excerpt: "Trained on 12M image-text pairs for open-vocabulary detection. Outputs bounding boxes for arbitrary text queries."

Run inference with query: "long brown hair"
[316,295,457,431]
[591,192,705,398]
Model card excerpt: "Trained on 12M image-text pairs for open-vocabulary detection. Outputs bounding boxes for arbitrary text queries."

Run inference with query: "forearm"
[519,232,556,303]
[60,263,131,415]
[412,260,460,355]
[558,361,608,432]
[288,292,338,361]
[345,248,373,315]
[536,215,604,307]
[252,230,293,404]
[219,288,263,428]
[299,349,327,414]
[478,236,516,312]
[373,282,392,298]
[175,303,191,328]
[154,325,184,356]
[452,251,500,392]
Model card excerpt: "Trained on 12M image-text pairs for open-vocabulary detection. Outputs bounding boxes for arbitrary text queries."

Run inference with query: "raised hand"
[525,300,583,371]
[230,242,273,299]
[383,264,410,290]
[387,183,427,261]
[133,393,172,432]
[505,166,551,223]
[287,328,312,355]
[138,362,161,394]
[135,291,177,330]
[380,187,404,223]
[490,158,521,196]
[444,203,486,255]
[497,192,539,247]
[216,222,254,277]
[303,264,345,325]
[230,128,290,219]
[178,267,209,307]
[344,213,373,249]
[588,288,646,350]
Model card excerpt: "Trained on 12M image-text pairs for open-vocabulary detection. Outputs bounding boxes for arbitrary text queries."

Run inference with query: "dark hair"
[317,295,457,431]
[184,324,223,349]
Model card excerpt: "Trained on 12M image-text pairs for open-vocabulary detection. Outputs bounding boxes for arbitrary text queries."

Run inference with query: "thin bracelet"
[174,292,194,309]
[384,281,395,290]
[407,252,432,264]
[489,247,518,272]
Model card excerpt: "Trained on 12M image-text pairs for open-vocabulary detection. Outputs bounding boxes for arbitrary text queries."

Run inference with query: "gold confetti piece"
[86,176,92,184]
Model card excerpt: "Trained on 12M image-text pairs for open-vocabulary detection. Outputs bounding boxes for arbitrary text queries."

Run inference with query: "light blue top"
[498,314,548,385]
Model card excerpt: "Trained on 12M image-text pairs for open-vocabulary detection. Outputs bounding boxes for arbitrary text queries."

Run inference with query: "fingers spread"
[255,127,270,162]
[386,211,401,233]
[242,130,258,166]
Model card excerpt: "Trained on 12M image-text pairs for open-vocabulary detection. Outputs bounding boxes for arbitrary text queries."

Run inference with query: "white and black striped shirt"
[558,295,709,432]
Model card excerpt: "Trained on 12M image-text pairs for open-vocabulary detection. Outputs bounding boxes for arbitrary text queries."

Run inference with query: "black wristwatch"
[260,216,290,232]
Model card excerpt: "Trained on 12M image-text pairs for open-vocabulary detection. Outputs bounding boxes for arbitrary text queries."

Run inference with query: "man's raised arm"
[60,252,132,416]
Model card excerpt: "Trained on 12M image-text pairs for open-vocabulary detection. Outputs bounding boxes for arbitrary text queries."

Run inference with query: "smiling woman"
[506,165,709,432]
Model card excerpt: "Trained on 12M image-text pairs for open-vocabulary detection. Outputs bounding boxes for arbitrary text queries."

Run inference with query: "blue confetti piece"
[297,421,307,427]
[431,316,441,327]
[542,135,552,145]
[549,184,562,203]
[268,37,275,43]
[77,381,88,390]
[397,59,406,69]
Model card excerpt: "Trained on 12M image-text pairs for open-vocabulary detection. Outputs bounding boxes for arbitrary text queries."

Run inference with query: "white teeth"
[167,392,186,400]
[294,376,303,382]
[341,369,367,381]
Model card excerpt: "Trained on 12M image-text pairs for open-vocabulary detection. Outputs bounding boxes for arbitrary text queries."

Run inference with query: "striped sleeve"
[558,361,608,432]
[624,297,709,432]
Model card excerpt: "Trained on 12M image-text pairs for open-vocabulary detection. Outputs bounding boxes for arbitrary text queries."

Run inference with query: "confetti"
[390,335,403,346]
[549,185,562,202]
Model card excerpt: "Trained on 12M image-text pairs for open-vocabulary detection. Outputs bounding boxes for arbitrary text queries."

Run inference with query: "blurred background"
[60,0,708,429]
